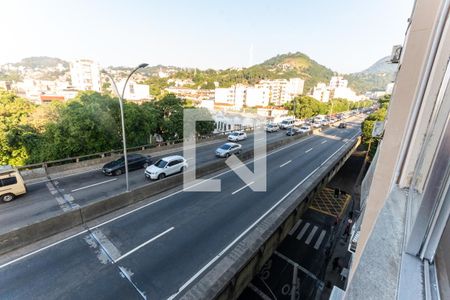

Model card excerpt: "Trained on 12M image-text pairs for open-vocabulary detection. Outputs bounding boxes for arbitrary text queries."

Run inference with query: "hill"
[345,56,396,93]
[14,56,69,69]
[250,52,335,92]
[168,52,335,93]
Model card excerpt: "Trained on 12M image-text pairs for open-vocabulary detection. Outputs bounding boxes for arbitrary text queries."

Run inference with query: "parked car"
[228,131,247,141]
[286,127,299,136]
[338,122,347,129]
[265,123,280,132]
[102,153,152,176]
[215,142,242,158]
[0,165,26,203]
[145,155,187,180]
[312,122,322,128]
[298,125,311,134]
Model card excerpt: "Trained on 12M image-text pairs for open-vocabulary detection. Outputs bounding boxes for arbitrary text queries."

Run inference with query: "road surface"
[0,120,362,300]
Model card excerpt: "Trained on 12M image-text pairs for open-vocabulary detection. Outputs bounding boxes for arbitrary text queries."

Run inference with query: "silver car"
[215,142,242,158]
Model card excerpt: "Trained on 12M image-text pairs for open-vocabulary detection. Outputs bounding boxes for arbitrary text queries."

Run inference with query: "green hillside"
[169,52,335,94]
[345,56,397,93]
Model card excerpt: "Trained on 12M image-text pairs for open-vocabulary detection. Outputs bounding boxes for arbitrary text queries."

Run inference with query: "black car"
[286,127,298,136]
[338,122,347,129]
[102,153,152,176]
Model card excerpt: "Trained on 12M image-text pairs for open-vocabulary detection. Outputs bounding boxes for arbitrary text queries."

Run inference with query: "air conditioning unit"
[391,45,402,63]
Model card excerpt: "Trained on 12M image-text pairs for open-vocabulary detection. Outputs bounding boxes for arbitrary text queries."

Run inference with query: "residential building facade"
[70,59,101,92]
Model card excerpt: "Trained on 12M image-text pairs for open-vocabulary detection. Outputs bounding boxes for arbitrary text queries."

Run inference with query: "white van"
[0,165,26,202]
[280,119,295,129]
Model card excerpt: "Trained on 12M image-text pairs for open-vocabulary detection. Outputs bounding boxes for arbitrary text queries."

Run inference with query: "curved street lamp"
[101,63,148,192]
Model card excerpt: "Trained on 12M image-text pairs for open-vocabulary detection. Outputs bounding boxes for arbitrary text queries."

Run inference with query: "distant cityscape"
[0,57,394,110]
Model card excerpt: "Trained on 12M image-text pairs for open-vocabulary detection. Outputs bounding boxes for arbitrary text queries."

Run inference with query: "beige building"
[344,0,450,299]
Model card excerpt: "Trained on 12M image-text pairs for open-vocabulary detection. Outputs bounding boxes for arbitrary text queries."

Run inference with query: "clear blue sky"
[1,0,414,73]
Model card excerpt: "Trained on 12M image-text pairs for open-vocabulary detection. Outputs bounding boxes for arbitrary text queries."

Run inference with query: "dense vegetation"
[361,94,390,159]
[0,90,214,166]
[284,96,373,119]
[145,52,336,97]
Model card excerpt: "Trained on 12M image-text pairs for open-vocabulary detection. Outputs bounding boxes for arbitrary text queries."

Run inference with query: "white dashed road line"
[305,148,313,153]
[231,181,255,195]
[115,227,174,263]
[279,160,292,168]
[71,178,118,192]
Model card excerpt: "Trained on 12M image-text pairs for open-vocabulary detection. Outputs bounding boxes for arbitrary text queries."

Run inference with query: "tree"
[37,92,123,161]
[361,106,388,159]
[0,90,38,165]
[286,96,328,119]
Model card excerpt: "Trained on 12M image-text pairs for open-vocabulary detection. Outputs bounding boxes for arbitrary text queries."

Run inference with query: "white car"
[265,124,279,132]
[215,142,242,158]
[228,131,247,142]
[145,155,188,180]
[298,125,311,134]
[312,122,322,128]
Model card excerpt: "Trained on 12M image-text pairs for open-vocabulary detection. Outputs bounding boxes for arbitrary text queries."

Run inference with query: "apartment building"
[343,0,450,299]
[117,79,150,102]
[312,82,331,102]
[329,76,348,89]
[70,59,101,92]
[214,85,246,110]
[256,78,304,105]
[312,76,362,102]
[245,87,270,107]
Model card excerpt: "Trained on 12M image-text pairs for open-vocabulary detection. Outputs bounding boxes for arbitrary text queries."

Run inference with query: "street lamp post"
[102,63,148,192]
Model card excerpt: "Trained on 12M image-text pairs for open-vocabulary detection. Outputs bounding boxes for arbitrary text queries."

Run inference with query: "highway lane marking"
[232,181,255,195]
[167,131,360,299]
[0,229,89,270]
[321,140,327,144]
[0,131,360,271]
[92,132,319,230]
[279,160,292,168]
[114,227,174,263]
[314,230,327,250]
[71,178,118,192]
[305,225,318,245]
[305,148,313,153]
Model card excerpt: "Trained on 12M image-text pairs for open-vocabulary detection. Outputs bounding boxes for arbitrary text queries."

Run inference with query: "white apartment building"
[312,82,330,102]
[70,59,101,92]
[329,76,348,89]
[117,79,150,102]
[245,87,270,107]
[214,85,246,110]
[332,86,360,101]
[256,78,304,105]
